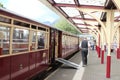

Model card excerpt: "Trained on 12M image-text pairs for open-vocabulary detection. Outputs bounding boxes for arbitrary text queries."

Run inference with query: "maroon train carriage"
[0,8,50,80]
[61,32,79,58]
[49,28,79,64]
[0,8,79,80]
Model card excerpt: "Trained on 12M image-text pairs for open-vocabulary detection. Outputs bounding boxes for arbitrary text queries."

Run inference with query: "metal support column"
[106,10,114,78]
[101,28,105,64]
[116,29,120,59]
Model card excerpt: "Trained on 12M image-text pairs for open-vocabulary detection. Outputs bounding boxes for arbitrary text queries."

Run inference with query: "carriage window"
[0,16,11,24]
[37,32,45,49]
[0,26,10,55]
[31,31,36,50]
[38,27,46,31]
[12,28,29,53]
[13,20,30,28]
[31,25,37,29]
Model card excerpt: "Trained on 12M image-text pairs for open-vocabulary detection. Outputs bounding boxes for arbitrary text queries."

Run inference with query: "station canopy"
[39,0,120,34]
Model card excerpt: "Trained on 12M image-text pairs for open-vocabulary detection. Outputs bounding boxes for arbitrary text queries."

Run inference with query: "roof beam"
[69,17,97,21]
[75,23,88,26]
[54,3,77,7]
[112,0,120,10]
[87,26,98,28]
[75,23,98,27]
[78,27,87,29]
[114,19,120,22]
[74,0,79,6]
[54,3,108,12]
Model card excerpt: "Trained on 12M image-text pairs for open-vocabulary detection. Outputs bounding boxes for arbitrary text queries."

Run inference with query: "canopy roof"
[39,0,120,34]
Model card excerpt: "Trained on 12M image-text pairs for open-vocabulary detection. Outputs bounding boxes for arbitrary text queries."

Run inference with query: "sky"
[0,0,60,23]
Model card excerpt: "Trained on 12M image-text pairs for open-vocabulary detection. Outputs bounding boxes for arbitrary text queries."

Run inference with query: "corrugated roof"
[39,0,119,34]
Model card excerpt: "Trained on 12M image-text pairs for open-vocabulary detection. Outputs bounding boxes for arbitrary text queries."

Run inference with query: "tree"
[54,18,81,35]
[0,3,5,8]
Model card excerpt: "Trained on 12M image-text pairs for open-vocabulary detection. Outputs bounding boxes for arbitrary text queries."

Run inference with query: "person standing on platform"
[80,37,89,67]
[91,41,95,50]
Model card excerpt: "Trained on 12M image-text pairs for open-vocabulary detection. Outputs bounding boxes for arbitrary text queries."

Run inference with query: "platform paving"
[45,50,120,80]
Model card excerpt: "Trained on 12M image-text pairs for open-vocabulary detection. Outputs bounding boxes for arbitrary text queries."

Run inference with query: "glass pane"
[79,0,106,6]
[0,16,11,24]
[114,11,120,20]
[72,19,84,24]
[0,26,10,55]
[31,31,36,50]
[77,25,87,28]
[91,12,102,19]
[37,31,45,49]
[85,21,98,26]
[82,30,88,33]
[54,0,75,4]
[12,28,29,53]
[61,7,80,17]
[13,20,30,28]
[81,29,88,31]
[84,14,94,19]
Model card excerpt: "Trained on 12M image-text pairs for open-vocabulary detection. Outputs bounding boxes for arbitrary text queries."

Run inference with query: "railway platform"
[44,50,120,80]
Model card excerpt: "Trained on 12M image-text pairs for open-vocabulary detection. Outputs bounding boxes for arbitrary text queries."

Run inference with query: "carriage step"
[56,58,80,69]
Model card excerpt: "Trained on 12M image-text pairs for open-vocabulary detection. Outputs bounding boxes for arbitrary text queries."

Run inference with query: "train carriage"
[61,32,79,58]
[0,8,50,80]
[0,8,79,80]
[49,28,79,64]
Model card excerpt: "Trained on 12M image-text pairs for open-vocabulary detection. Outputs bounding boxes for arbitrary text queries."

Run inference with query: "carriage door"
[50,29,59,63]
[55,31,58,58]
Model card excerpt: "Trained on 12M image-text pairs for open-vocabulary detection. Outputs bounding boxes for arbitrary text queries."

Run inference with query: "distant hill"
[43,21,52,26]
[42,19,58,26]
